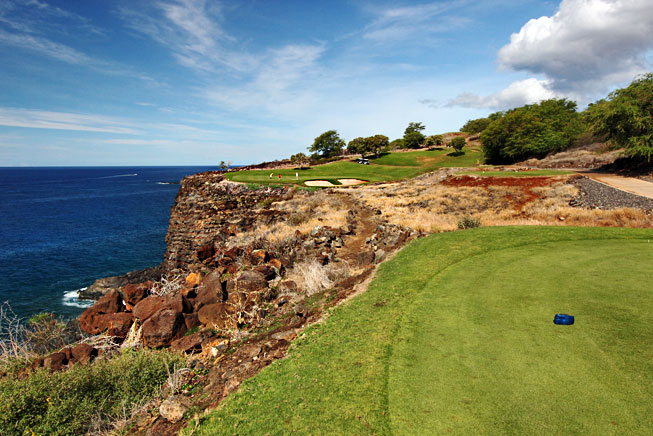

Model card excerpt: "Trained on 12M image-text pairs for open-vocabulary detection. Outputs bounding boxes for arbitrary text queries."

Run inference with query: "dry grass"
[285,259,351,296]
[349,170,652,232]
[234,190,349,244]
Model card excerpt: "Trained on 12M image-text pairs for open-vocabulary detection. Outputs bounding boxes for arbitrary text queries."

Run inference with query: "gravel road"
[570,176,653,213]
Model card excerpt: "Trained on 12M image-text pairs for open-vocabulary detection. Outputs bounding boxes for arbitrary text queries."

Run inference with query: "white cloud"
[119,0,254,73]
[0,29,92,64]
[0,108,141,134]
[362,1,471,42]
[498,0,653,94]
[204,43,326,115]
[446,78,557,109]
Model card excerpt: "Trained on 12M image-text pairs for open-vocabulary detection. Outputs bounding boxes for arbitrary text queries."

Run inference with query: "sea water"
[0,166,217,320]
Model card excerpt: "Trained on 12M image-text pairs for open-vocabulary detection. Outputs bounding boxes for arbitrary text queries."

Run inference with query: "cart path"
[585,173,653,199]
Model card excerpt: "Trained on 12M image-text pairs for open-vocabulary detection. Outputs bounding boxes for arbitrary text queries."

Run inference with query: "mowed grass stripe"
[184,227,653,435]
[390,238,653,435]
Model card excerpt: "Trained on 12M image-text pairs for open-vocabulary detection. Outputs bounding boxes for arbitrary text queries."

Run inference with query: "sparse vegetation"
[348,170,651,233]
[457,215,481,229]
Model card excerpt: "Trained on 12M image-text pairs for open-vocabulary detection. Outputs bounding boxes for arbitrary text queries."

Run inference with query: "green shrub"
[449,136,467,153]
[457,216,481,230]
[0,349,184,436]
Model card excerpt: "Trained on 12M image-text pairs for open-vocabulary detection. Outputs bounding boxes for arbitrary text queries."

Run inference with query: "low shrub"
[457,216,481,230]
[0,349,184,436]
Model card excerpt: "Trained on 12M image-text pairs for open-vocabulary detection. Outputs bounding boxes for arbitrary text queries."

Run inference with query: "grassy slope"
[185,227,653,435]
[225,147,482,185]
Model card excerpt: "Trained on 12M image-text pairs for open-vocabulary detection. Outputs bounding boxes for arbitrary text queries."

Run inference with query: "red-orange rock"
[142,309,186,348]
[79,290,125,335]
[196,245,215,262]
[132,295,167,321]
[71,343,97,364]
[185,272,203,287]
[197,303,234,329]
[250,249,269,265]
[123,282,151,309]
[235,270,267,292]
[43,352,67,372]
[194,271,224,311]
[170,330,214,354]
[183,312,200,330]
[106,312,134,338]
[167,294,192,314]
[254,264,276,281]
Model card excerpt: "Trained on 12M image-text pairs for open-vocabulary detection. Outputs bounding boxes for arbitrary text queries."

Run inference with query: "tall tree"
[347,137,368,157]
[404,122,425,135]
[309,130,345,158]
[365,134,389,158]
[403,122,426,149]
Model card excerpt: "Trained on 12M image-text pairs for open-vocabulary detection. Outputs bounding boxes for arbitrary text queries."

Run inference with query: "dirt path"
[585,173,653,199]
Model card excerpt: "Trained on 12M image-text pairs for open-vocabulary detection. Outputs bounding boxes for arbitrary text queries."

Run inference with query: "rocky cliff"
[162,172,289,272]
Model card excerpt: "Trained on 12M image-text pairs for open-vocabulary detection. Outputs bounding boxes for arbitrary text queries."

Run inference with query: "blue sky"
[1,0,651,166]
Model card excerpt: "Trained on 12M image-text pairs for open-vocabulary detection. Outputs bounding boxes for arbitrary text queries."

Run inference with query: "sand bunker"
[304,179,366,187]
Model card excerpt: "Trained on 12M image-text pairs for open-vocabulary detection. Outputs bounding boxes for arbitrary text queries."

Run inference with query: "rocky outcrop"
[80,266,162,300]
[163,173,289,272]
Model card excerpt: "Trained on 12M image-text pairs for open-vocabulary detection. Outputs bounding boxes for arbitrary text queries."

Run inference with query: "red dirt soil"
[442,176,561,211]
[442,175,558,189]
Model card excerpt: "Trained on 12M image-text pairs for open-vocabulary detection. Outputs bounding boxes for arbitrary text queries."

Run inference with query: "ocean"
[0,166,218,320]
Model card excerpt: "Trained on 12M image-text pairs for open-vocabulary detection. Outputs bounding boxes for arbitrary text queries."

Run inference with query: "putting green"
[390,238,653,435]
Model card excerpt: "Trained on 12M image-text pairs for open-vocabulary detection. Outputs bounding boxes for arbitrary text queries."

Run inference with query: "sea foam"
[62,288,94,309]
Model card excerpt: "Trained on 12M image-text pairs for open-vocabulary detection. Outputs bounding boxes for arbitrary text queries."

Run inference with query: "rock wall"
[162,172,289,272]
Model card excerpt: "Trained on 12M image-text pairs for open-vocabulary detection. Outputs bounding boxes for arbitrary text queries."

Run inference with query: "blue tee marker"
[554,314,574,325]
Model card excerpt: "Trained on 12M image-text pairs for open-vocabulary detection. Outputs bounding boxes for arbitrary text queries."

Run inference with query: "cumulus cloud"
[498,0,653,93]
[448,0,653,110]
[446,78,557,110]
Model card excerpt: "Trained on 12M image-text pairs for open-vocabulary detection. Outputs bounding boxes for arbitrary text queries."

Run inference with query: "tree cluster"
[290,152,310,168]
[347,135,390,158]
[479,99,584,163]
[467,74,653,164]
[586,73,653,161]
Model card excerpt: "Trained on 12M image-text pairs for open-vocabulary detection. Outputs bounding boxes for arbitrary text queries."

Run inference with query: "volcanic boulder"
[141,309,187,348]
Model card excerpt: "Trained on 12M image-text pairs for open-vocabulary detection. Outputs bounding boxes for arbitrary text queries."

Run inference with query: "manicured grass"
[459,169,575,177]
[184,227,653,435]
[225,147,482,186]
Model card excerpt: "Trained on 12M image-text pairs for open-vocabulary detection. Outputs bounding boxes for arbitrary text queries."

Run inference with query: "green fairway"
[225,147,482,185]
[185,227,653,435]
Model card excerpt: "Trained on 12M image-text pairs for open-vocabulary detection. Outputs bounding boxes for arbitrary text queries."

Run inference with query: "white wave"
[98,173,138,179]
[156,182,176,185]
[62,288,94,309]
